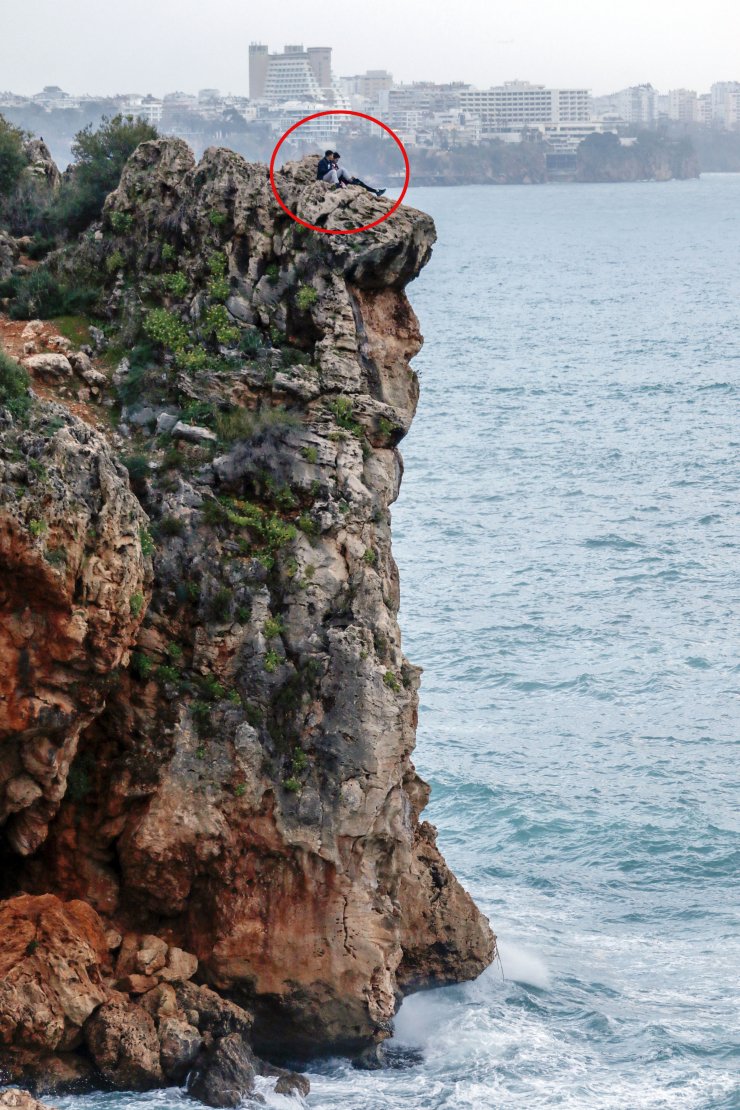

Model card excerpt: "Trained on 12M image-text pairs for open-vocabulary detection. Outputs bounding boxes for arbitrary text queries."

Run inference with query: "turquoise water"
[63,176,739,1109]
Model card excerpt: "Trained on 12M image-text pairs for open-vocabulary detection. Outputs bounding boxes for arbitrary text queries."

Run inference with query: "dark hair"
[333,152,341,158]
[324,149,333,157]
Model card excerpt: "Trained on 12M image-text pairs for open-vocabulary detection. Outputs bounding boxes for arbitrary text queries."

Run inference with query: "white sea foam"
[494,939,552,989]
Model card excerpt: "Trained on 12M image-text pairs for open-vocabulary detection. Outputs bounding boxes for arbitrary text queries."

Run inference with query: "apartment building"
[459,82,591,134]
[340,70,393,102]
[593,84,658,126]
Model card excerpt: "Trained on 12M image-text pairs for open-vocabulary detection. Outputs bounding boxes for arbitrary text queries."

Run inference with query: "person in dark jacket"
[316,151,385,197]
[316,150,336,181]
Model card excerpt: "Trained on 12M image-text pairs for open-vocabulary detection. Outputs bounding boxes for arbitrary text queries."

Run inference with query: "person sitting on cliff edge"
[316,150,386,197]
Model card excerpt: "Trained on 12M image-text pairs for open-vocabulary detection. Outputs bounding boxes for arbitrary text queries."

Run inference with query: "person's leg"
[348,175,386,197]
[322,169,340,184]
[337,167,353,183]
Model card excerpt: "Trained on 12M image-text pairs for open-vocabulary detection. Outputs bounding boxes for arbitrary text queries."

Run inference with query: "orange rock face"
[0,408,151,855]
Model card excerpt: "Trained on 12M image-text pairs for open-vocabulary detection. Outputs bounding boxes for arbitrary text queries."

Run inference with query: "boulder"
[0,894,109,1055]
[84,998,163,1090]
[139,982,179,1023]
[116,974,159,995]
[20,321,44,342]
[0,1090,56,1110]
[135,934,168,975]
[68,351,106,388]
[22,354,72,380]
[172,421,217,444]
[46,336,72,354]
[158,1016,203,1081]
[160,946,198,982]
[173,983,253,1040]
[155,411,180,434]
[275,1073,310,1098]
[187,1033,257,1109]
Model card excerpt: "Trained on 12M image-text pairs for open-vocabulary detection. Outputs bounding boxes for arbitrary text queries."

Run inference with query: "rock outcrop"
[0,403,151,856]
[0,1090,56,1110]
[0,139,494,1093]
[22,142,61,193]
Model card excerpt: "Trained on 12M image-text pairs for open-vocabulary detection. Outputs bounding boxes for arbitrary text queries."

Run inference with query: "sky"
[2,0,739,98]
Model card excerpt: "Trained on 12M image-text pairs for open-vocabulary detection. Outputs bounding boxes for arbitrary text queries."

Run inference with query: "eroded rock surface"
[0,404,151,854]
[0,140,494,1084]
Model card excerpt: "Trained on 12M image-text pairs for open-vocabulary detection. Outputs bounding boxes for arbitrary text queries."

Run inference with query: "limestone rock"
[187,1033,257,1109]
[135,934,168,975]
[0,894,109,1056]
[173,983,252,1040]
[172,421,217,444]
[20,321,44,342]
[67,351,106,388]
[160,946,198,982]
[2,140,494,1073]
[0,231,19,281]
[84,998,164,1089]
[46,336,72,354]
[0,404,152,853]
[0,1090,57,1110]
[158,1016,203,1081]
[22,354,72,380]
[23,140,61,191]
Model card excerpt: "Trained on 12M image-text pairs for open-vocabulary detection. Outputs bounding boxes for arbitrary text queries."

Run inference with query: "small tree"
[51,114,158,235]
[0,115,27,199]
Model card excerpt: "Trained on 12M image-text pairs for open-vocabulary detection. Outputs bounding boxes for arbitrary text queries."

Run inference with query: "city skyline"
[3,0,739,100]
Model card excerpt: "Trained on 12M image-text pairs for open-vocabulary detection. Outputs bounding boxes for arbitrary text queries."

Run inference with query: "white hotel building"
[459,82,591,130]
[458,82,599,151]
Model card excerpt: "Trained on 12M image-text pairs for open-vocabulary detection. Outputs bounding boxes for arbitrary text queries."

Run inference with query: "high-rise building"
[693,94,713,125]
[340,70,394,102]
[667,88,697,123]
[711,81,740,126]
[249,44,334,103]
[249,44,269,100]
[593,84,657,126]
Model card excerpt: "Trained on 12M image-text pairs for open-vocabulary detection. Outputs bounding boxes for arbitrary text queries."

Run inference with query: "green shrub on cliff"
[50,115,158,235]
[144,307,189,352]
[0,350,31,420]
[109,210,133,234]
[295,285,318,311]
[202,304,239,345]
[106,249,125,275]
[162,271,189,298]
[0,115,28,199]
[208,275,230,302]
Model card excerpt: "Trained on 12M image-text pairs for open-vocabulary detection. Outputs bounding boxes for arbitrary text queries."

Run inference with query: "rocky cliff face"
[0,140,494,1094]
[575,132,699,182]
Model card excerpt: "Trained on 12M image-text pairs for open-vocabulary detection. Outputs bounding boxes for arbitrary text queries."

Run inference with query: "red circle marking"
[269,110,410,236]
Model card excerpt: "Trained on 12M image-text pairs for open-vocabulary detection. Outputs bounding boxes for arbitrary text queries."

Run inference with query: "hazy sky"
[3,0,738,98]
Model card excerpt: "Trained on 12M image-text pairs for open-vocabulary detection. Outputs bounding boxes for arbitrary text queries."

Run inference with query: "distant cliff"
[575,131,699,183]
[336,132,699,187]
[0,143,494,1102]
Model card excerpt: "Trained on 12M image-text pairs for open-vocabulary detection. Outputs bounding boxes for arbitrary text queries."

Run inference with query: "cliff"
[0,141,494,1099]
[575,131,699,183]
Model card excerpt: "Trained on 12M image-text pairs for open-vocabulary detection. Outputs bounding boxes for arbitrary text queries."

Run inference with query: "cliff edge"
[0,141,494,1095]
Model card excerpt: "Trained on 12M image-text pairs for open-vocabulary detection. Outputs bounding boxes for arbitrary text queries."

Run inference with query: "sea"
[59,175,740,1109]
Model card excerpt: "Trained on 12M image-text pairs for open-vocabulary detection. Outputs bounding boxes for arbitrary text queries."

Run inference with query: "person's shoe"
[375,188,386,196]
